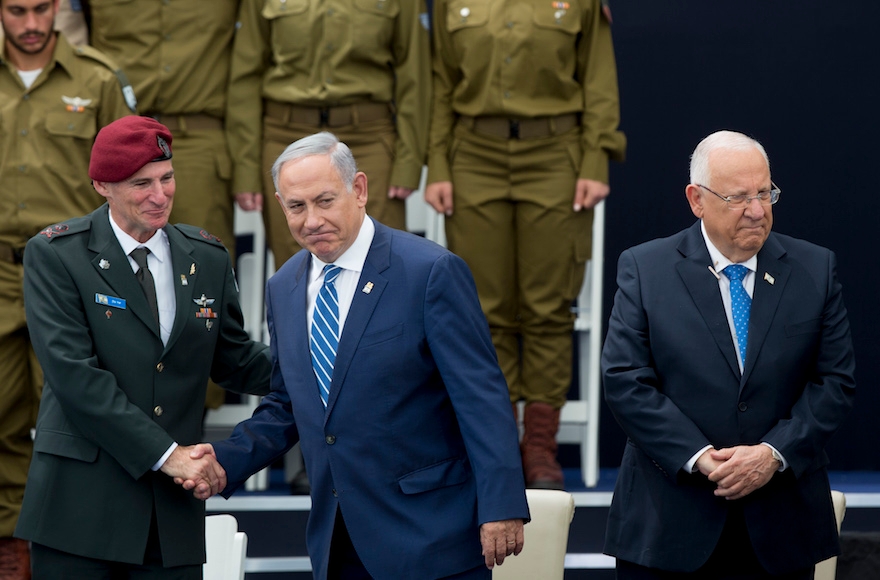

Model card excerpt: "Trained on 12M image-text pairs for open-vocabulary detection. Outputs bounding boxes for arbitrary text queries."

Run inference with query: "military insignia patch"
[39,224,70,238]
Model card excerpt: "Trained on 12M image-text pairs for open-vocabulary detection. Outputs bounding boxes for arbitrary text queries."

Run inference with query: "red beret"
[89,116,173,183]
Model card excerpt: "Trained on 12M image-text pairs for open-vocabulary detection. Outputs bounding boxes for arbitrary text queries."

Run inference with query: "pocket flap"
[398,457,470,494]
[34,429,100,463]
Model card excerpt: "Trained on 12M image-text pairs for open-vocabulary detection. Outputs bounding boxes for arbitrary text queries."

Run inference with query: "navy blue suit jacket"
[214,220,528,579]
[602,222,855,574]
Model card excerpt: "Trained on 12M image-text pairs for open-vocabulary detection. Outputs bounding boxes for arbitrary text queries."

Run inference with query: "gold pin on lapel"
[180,274,188,286]
[362,281,374,294]
[189,263,196,275]
[764,272,775,285]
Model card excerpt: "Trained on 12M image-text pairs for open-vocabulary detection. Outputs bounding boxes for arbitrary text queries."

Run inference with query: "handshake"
[160,443,224,500]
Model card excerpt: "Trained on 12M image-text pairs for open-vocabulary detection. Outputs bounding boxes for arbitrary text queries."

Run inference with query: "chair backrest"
[492,489,575,580]
[814,490,847,580]
[204,514,248,580]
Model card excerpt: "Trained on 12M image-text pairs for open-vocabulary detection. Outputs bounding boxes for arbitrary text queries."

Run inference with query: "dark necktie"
[723,264,751,365]
[311,265,342,408]
[131,247,159,328]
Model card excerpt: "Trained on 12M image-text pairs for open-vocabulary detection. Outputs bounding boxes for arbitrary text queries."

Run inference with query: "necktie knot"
[323,264,342,286]
[131,247,150,270]
[723,264,748,282]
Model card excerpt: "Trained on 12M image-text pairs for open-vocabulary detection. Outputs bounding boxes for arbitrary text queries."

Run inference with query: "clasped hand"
[161,443,224,500]
[695,444,778,501]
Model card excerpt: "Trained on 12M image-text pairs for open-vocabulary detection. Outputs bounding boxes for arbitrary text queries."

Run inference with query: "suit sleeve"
[602,249,714,477]
[424,253,529,524]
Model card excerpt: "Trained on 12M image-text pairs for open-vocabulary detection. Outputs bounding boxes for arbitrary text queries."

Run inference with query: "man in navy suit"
[602,130,855,579]
[185,132,529,579]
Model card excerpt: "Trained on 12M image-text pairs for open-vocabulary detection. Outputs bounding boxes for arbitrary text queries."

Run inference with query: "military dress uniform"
[228,0,431,266]
[428,0,626,486]
[0,33,132,539]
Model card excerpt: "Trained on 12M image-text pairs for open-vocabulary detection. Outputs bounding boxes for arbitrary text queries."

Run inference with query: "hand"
[235,192,264,212]
[479,518,524,569]
[425,181,454,216]
[388,185,415,200]
[694,448,724,477]
[707,445,777,500]
[163,443,225,500]
[573,178,610,211]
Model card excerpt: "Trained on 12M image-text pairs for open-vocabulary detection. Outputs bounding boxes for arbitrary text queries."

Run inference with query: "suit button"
[156,362,164,372]
[332,489,338,497]
[153,405,164,416]
[325,435,336,445]
[738,402,748,412]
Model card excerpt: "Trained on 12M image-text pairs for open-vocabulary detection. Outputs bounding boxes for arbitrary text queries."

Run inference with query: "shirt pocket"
[352,0,399,48]
[45,109,98,141]
[446,0,489,33]
[262,0,311,61]
[532,0,584,36]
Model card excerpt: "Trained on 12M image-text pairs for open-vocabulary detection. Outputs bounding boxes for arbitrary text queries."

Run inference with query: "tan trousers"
[445,123,592,408]
[261,116,405,267]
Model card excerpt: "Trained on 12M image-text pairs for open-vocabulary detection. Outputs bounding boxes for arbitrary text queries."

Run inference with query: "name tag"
[95,293,126,309]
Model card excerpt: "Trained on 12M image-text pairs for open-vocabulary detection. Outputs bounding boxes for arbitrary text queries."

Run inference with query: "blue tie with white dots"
[723,265,751,365]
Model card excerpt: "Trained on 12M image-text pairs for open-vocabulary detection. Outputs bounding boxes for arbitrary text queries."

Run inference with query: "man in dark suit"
[14,116,271,578]
[602,130,855,579]
[185,131,529,579]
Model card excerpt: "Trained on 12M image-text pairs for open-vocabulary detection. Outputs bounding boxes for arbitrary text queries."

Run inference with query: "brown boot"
[0,537,31,580]
[521,402,564,490]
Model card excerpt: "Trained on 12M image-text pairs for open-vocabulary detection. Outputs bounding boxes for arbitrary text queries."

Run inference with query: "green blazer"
[14,204,270,567]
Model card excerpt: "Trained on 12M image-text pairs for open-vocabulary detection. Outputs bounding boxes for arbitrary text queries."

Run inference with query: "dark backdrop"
[598,2,880,470]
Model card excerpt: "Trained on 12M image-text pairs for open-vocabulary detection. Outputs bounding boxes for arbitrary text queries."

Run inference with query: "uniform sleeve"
[227,0,273,194]
[425,0,461,184]
[388,0,431,189]
[576,0,626,183]
[96,67,135,127]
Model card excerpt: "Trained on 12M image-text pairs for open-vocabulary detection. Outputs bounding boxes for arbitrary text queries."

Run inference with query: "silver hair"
[689,130,770,186]
[271,132,358,192]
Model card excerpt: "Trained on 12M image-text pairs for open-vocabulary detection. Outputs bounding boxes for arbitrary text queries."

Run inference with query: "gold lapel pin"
[362,281,374,294]
[764,272,775,285]
[190,263,196,275]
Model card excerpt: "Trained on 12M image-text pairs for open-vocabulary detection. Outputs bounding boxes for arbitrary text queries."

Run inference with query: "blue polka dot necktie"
[311,265,342,408]
[723,264,751,365]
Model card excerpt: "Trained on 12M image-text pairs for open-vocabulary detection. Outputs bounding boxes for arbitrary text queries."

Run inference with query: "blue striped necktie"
[311,265,342,407]
[723,264,751,365]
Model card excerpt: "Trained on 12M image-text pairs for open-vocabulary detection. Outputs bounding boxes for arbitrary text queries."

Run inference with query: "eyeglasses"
[696,182,781,210]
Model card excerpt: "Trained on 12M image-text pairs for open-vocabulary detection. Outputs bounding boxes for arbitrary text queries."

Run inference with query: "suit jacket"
[602,221,855,574]
[214,220,529,579]
[14,204,271,567]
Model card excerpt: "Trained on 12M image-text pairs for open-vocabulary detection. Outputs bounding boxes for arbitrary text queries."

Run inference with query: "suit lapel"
[163,226,198,353]
[325,221,390,416]
[88,207,160,340]
[675,223,741,379]
[741,235,790,384]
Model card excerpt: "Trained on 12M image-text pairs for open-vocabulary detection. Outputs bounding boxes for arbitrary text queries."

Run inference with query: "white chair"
[493,489,575,580]
[204,514,248,580]
[814,490,847,580]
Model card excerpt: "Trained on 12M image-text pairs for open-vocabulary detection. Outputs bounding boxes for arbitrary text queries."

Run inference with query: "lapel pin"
[190,263,196,275]
[105,310,112,319]
[194,294,215,307]
[99,259,110,270]
[764,272,775,285]
[362,281,374,294]
[708,265,721,280]
[180,274,188,286]
[205,320,214,331]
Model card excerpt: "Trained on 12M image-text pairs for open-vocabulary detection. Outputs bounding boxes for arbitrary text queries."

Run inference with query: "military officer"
[227,0,431,266]
[0,0,132,575]
[425,0,626,489]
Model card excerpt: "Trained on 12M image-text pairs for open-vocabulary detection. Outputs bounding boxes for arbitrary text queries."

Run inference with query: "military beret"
[89,116,173,183]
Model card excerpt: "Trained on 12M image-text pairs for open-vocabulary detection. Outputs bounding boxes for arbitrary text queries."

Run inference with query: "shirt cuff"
[686,445,715,473]
[761,442,787,471]
[152,442,178,472]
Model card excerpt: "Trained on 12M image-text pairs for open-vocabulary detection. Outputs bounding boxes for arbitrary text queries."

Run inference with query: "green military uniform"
[228,0,431,266]
[14,205,271,567]
[0,33,132,538]
[88,0,243,409]
[428,0,626,485]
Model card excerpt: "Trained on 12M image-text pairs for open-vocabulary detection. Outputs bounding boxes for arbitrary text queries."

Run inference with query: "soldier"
[227,0,431,267]
[86,0,244,411]
[426,0,626,489]
[0,0,133,576]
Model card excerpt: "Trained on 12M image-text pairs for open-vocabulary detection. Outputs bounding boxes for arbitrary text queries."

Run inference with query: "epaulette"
[73,45,138,113]
[36,217,91,241]
[176,223,226,248]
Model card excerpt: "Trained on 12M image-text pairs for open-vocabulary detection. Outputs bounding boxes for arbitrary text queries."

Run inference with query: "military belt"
[148,113,224,132]
[0,242,25,265]
[458,113,579,140]
[264,100,393,127]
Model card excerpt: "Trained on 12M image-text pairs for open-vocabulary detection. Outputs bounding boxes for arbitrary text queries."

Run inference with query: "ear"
[93,180,111,200]
[352,171,368,208]
[685,184,704,219]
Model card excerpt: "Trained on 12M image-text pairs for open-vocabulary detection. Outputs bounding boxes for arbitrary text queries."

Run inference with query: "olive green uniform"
[428,0,626,408]
[0,33,132,537]
[228,0,431,266]
[88,0,240,258]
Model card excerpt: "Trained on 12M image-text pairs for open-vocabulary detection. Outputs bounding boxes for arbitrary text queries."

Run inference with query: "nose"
[743,196,765,219]
[303,208,323,230]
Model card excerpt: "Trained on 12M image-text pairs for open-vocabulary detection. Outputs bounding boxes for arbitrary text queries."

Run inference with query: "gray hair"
[689,130,770,185]
[271,132,358,192]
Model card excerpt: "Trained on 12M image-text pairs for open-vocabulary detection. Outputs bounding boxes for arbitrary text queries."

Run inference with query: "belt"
[148,113,224,132]
[458,113,579,140]
[0,242,24,265]
[264,100,393,127]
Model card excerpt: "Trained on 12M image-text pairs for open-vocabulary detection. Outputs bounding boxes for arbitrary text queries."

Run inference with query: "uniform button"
[503,90,511,99]
[332,488,338,496]
[738,402,748,412]
[507,21,514,28]
[154,405,164,416]
[459,7,470,17]
[504,56,512,64]
[67,124,75,130]
[325,435,336,445]
[163,65,171,73]
[18,165,26,172]
[156,362,165,372]
[327,8,335,15]
[20,129,27,136]
[164,34,172,41]
[23,94,30,100]
[326,78,333,84]
[326,43,334,51]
